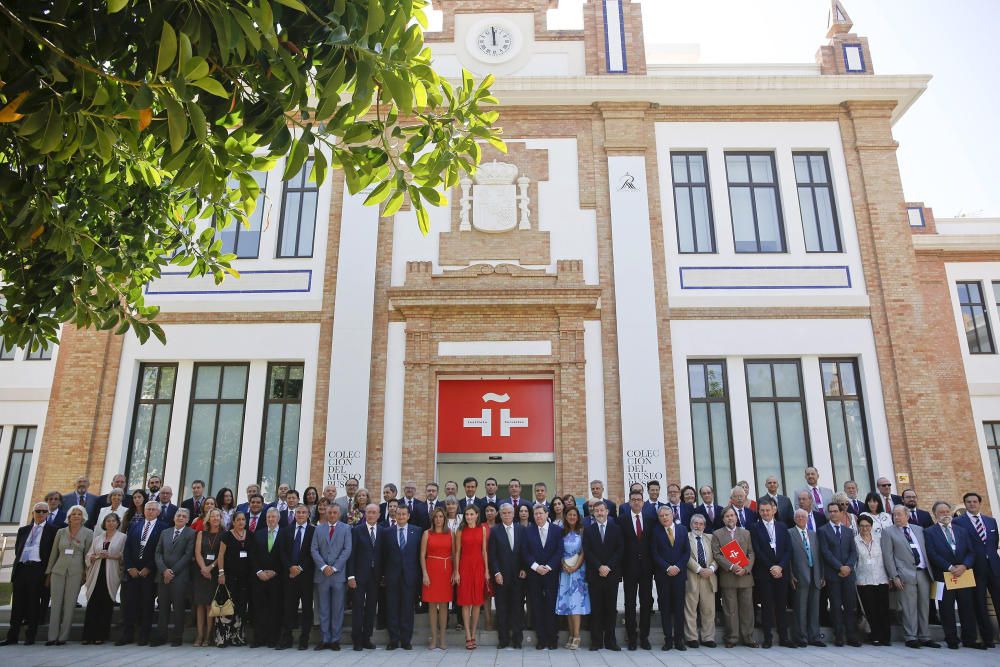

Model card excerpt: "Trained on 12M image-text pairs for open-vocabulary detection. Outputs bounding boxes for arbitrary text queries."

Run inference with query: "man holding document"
[712,506,755,648]
[925,501,983,650]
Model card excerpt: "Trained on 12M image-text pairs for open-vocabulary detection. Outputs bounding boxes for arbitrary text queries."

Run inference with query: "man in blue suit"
[381,503,422,650]
[817,502,861,646]
[751,497,794,648]
[347,503,382,651]
[311,503,352,650]
[954,492,998,648]
[693,485,725,532]
[925,500,981,649]
[521,504,563,650]
[117,500,166,645]
[664,483,694,529]
[729,486,757,529]
[62,475,100,519]
[650,505,689,651]
[279,504,316,650]
[44,492,67,529]
[583,501,623,651]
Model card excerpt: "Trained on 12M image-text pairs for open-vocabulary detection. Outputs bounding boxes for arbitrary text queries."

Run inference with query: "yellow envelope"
[944,569,976,590]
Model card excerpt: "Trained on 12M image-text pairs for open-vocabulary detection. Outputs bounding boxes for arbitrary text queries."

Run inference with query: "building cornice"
[912,234,1000,255]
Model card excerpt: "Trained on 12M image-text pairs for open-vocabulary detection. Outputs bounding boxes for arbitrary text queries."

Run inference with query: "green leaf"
[366,0,385,35]
[182,56,210,81]
[381,189,404,217]
[274,0,308,11]
[191,77,228,98]
[310,150,327,186]
[156,22,177,75]
[164,97,187,154]
[282,137,308,181]
[362,179,392,206]
[186,101,207,142]
[383,71,413,113]
[108,0,129,13]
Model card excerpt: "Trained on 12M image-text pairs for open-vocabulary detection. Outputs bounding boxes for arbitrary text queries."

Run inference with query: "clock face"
[475,24,515,60]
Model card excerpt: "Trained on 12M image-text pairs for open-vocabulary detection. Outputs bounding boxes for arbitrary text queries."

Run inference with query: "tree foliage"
[0,0,502,349]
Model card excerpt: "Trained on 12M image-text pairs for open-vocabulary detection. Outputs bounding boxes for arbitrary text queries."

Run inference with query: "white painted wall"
[380,322,407,489]
[584,321,608,485]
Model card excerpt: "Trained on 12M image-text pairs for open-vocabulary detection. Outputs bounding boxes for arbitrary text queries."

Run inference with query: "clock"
[467,19,521,64]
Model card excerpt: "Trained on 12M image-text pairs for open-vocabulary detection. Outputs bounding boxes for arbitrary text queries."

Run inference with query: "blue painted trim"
[146,269,313,295]
[907,206,926,228]
[602,0,628,74]
[842,43,866,73]
[679,265,852,290]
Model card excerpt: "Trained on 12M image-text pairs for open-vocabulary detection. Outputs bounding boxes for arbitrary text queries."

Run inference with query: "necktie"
[707,505,714,522]
[47,512,54,524]
[370,526,376,546]
[21,525,40,562]
[407,499,413,513]
[292,525,303,561]
[944,525,956,550]
[328,524,335,540]
[540,526,546,545]
[599,523,605,542]
[173,528,181,541]
[738,509,745,527]
[138,521,152,559]
[767,522,775,544]
[972,515,988,544]
[910,510,918,523]
[808,514,815,531]
[903,526,920,566]
[398,527,406,548]
[506,525,514,550]
[267,529,276,552]
[801,529,812,567]
[812,488,823,514]
[79,494,85,506]
[249,515,257,532]
[884,496,893,512]
[195,498,201,516]
[835,525,841,539]
[635,514,643,539]
[428,501,434,515]
[696,535,707,567]
[667,525,674,546]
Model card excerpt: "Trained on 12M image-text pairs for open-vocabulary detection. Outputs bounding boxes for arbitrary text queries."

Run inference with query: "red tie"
[249,515,257,532]
[329,525,335,539]
[635,514,643,539]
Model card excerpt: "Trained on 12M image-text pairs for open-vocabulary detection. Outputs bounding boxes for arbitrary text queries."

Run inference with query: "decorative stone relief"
[459,160,531,233]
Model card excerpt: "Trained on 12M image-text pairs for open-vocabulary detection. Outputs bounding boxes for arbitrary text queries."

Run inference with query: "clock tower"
[425,0,646,77]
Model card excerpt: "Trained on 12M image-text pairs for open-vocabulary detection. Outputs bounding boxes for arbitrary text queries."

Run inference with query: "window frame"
[24,344,52,361]
[724,151,787,253]
[275,157,318,259]
[124,363,178,491]
[985,421,1000,503]
[215,171,268,259]
[793,151,843,253]
[744,359,812,493]
[687,359,735,493]
[957,280,996,355]
[0,426,37,524]
[0,338,15,361]
[670,151,717,254]
[258,362,305,497]
[820,357,874,493]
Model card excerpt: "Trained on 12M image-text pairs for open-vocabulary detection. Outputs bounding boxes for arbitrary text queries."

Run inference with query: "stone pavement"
[0,642,998,667]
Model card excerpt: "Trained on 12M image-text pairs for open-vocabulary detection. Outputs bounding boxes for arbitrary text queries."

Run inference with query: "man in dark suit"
[729,485,757,529]
[380,498,399,528]
[521,504,563,650]
[583,500,623,651]
[531,482,551,513]
[145,474,163,502]
[1,502,57,646]
[378,483,398,523]
[842,481,864,517]
[759,475,795,527]
[750,497,794,648]
[875,477,903,515]
[457,476,482,514]
[117,500,166,645]
[156,485,178,525]
[818,502,861,647]
[43,491,67,529]
[422,482,444,519]
[618,483,644,518]
[796,490,828,531]
[694,485,725,532]
[664,483,694,529]
[504,478,528,514]
[583,479,617,517]
[244,494,267,533]
[62,475,100,519]
[277,489,299,527]
[153,507,195,646]
[180,479,208,525]
[954,492,999,649]
[381,504,422,650]
[925,501,981,649]
[347,502,382,650]
[398,481,427,529]
[649,504,689,651]
[901,489,933,529]
[279,504,316,650]
[618,490,654,649]
[489,502,525,649]
[235,483,265,515]
[250,508,284,648]
[93,473,127,519]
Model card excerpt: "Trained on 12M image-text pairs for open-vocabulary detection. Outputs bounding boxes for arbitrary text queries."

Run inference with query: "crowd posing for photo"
[3,468,999,652]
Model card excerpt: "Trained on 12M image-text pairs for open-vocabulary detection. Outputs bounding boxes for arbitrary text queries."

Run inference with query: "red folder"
[722,540,750,568]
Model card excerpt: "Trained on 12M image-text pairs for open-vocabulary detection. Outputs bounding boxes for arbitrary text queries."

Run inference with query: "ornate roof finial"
[827,1,854,38]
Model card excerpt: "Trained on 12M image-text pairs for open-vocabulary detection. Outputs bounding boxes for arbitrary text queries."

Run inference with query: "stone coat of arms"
[459,160,531,233]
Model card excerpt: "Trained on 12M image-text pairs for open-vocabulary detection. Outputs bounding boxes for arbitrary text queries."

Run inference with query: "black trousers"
[653,572,685,643]
[622,567,653,641]
[282,574,314,646]
[351,576,378,643]
[493,575,524,645]
[756,573,790,642]
[120,574,157,641]
[938,586,977,645]
[252,576,283,646]
[588,574,620,647]
[972,568,1000,644]
[6,562,46,642]
[83,566,115,642]
[385,577,417,644]
[526,572,558,646]
[857,584,890,643]
[826,576,858,641]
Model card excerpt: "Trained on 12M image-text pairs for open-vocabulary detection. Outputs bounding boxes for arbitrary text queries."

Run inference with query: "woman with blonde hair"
[190,496,217,532]
[192,508,224,646]
[45,505,93,645]
[421,507,454,650]
[82,512,125,644]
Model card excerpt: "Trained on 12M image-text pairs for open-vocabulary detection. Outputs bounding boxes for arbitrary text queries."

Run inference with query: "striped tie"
[973,515,988,544]
[138,521,152,559]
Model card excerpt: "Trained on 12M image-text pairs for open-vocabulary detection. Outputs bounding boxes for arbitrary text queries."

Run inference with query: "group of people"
[3,467,1000,653]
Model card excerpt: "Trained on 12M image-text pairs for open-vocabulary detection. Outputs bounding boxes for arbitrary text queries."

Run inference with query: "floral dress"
[555,531,590,615]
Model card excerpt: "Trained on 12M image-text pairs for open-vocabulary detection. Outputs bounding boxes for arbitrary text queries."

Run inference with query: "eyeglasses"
[878,483,891,487]
[34,509,49,514]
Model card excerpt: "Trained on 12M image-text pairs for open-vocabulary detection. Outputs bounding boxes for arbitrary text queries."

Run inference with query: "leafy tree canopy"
[0,0,502,349]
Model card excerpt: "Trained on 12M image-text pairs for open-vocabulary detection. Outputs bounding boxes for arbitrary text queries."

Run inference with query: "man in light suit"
[153,507,195,646]
[1,502,57,646]
[759,475,794,527]
[650,505,689,651]
[489,503,525,649]
[954,491,1000,649]
[712,507,756,648]
[312,503,352,650]
[925,500,981,649]
[789,509,824,647]
[882,505,938,649]
[62,475,100,519]
[683,514,717,648]
[521,504,563,650]
[795,467,833,519]
[818,502,861,646]
[381,504,422,650]
[347,503,383,651]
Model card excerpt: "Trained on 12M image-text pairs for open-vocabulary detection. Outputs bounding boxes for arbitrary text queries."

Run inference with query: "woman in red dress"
[454,505,489,649]
[421,507,454,650]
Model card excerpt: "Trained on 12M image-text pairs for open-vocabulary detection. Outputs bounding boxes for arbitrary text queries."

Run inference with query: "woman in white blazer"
[83,512,126,644]
[45,505,93,644]
[95,488,128,531]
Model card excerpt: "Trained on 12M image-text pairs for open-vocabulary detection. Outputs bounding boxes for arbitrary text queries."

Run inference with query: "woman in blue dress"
[555,506,589,649]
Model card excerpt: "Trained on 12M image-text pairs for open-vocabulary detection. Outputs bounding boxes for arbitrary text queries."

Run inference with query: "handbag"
[562,553,581,569]
[209,584,235,618]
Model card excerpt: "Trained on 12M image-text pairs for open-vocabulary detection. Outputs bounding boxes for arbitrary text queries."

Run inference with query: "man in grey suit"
[153,508,195,646]
[789,509,825,647]
[882,505,939,649]
[795,467,833,519]
[334,477,360,519]
[312,503,353,650]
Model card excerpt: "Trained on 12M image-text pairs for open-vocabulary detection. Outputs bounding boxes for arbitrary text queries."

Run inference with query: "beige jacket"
[711,527,755,589]
[686,530,718,593]
[46,526,93,579]
[84,530,126,600]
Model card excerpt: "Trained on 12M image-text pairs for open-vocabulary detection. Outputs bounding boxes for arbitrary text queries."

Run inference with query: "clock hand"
[492,27,496,46]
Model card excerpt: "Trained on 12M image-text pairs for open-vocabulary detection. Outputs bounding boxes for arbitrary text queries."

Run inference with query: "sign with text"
[325,448,364,489]
[438,379,554,454]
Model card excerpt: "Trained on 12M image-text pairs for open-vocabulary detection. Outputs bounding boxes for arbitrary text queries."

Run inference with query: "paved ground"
[0,642,998,666]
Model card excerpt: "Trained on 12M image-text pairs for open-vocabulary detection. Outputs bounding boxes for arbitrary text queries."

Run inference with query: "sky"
[545,0,1000,218]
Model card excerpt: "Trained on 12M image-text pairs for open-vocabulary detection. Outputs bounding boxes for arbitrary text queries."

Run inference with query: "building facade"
[2,1,998,535]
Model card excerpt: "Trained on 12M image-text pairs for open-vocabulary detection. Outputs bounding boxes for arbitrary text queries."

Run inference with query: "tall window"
[125,364,177,491]
[259,363,304,499]
[821,359,873,493]
[218,171,267,258]
[277,158,318,258]
[985,422,1000,507]
[688,361,734,493]
[957,281,995,354]
[725,152,786,253]
[25,343,52,360]
[0,426,36,523]
[746,360,810,492]
[793,152,842,252]
[182,363,249,497]
[0,338,14,360]
[671,152,716,253]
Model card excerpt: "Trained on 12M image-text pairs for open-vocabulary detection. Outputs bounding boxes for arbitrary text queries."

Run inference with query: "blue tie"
[801,529,812,567]
[696,535,707,568]
[292,525,303,562]
[398,527,406,549]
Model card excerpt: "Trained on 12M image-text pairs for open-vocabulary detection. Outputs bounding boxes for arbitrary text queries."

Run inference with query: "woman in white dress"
[95,488,127,530]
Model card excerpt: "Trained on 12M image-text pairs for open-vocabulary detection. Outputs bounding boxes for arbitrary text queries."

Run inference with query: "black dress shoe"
[589,645,600,651]
[703,641,717,648]
[922,640,941,648]
[353,643,362,651]
[797,641,808,648]
[387,641,398,650]
[149,640,164,647]
[947,642,960,650]
[780,640,797,648]
[966,642,987,650]
[762,638,773,649]
[627,640,637,651]
[275,643,288,650]
[834,638,845,647]
[640,638,652,650]
[363,640,376,649]
[986,642,997,649]
[606,642,621,651]
[330,642,341,651]
[298,643,309,651]
[0,639,16,646]
[809,640,826,647]
[535,643,545,651]
[114,639,130,646]
[136,639,148,646]
[171,640,183,647]
[24,639,35,646]
[661,642,672,651]
[401,642,412,650]
[686,640,699,648]
[906,640,922,649]
[45,640,57,646]
[512,640,522,649]
[314,642,328,651]
[675,641,687,651]
[549,641,559,650]
[848,639,862,647]
[55,641,66,646]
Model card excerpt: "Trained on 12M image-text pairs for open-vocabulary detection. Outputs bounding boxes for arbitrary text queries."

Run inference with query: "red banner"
[437,379,554,454]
